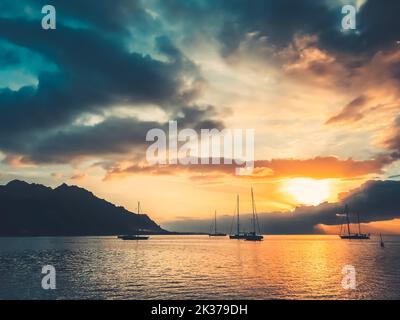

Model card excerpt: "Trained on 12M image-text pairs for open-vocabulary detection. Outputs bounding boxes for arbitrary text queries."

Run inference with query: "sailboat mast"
[345,204,351,236]
[138,201,141,214]
[356,211,361,234]
[251,187,256,234]
[237,195,240,235]
[215,210,217,234]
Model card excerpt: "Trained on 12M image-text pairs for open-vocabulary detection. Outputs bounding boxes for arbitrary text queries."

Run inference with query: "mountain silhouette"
[0,180,167,236]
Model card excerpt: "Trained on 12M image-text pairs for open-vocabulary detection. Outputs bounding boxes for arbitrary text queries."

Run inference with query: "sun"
[283,178,331,206]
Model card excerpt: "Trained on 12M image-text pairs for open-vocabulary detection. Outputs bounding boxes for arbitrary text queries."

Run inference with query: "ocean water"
[0,235,399,300]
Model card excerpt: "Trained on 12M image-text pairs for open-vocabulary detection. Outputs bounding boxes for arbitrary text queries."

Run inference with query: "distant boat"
[244,188,263,241]
[118,235,149,240]
[339,204,370,240]
[380,233,385,248]
[209,210,226,237]
[230,195,248,239]
[117,201,150,241]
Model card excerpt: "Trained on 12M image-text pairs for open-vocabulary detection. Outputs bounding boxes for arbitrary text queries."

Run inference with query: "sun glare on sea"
[283,178,331,206]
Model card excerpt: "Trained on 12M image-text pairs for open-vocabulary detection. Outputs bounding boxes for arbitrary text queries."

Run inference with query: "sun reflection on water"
[0,235,399,299]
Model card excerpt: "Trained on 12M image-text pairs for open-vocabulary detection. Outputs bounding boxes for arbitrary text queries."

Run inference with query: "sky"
[1,0,400,233]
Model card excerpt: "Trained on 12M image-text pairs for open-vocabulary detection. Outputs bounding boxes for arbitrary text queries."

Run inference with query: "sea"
[0,235,399,300]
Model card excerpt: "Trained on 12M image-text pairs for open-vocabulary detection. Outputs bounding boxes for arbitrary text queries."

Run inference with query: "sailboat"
[229,195,247,239]
[118,201,150,240]
[339,204,370,240]
[244,188,263,241]
[209,210,226,237]
[380,233,385,248]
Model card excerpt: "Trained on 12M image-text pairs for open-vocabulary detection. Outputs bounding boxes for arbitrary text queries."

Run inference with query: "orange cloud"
[255,155,393,179]
[70,172,87,182]
[3,154,36,168]
[104,155,393,181]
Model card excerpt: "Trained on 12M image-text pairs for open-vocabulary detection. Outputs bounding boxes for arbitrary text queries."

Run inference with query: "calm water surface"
[0,235,399,299]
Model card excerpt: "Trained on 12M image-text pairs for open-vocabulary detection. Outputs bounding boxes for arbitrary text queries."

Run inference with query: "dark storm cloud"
[322,0,400,54]
[0,1,218,163]
[50,0,152,32]
[251,0,400,56]
[0,48,20,65]
[158,0,400,58]
[0,0,154,33]
[1,105,222,164]
[217,0,338,56]
[0,18,200,131]
[17,118,160,163]
[163,180,400,234]
[156,0,336,53]
[177,105,223,131]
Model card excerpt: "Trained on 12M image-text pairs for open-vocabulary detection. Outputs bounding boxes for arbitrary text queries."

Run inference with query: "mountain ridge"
[0,180,167,236]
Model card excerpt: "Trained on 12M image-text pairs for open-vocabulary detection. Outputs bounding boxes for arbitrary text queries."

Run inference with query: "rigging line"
[254,203,261,234]
[229,204,236,234]
[339,213,344,235]
[209,212,214,234]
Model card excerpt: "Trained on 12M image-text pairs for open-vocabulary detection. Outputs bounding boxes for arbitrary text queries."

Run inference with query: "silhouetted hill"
[0,180,167,236]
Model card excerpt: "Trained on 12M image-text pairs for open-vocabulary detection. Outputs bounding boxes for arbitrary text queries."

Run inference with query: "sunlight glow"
[283,178,331,206]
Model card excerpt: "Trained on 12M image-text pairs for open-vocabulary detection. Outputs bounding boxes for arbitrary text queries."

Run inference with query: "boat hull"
[209,233,227,237]
[118,235,149,240]
[245,234,264,241]
[340,234,370,240]
[229,234,247,239]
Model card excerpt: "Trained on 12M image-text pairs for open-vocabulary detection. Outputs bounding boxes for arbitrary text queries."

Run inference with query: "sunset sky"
[1,0,400,232]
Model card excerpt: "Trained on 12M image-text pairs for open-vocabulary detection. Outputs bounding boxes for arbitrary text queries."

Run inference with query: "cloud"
[0,47,20,65]
[0,0,156,33]
[0,18,202,131]
[1,0,399,175]
[51,172,63,179]
[0,2,221,164]
[381,117,400,156]
[156,0,399,58]
[104,155,393,180]
[70,172,86,182]
[51,0,153,33]
[163,180,400,234]
[2,154,35,168]
[220,0,399,57]
[1,105,222,164]
[326,95,368,124]
[155,1,400,141]
[254,155,393,179]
